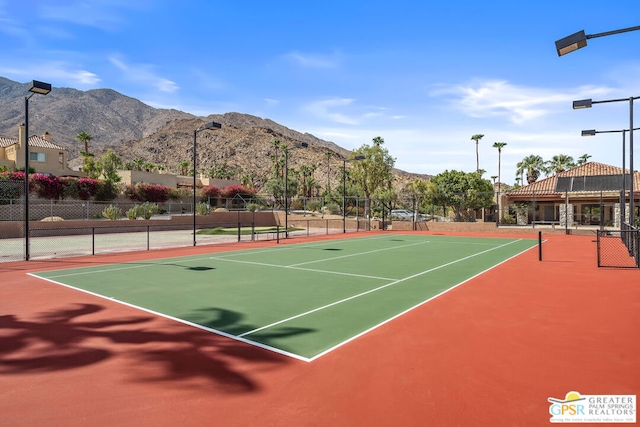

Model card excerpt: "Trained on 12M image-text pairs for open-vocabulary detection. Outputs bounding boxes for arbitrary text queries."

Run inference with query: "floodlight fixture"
[555,26,640,56]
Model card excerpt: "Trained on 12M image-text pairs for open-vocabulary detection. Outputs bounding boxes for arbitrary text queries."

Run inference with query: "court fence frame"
[596,223,640,268]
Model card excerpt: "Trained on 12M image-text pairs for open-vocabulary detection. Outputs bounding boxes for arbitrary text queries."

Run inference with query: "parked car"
[391,209,425,221]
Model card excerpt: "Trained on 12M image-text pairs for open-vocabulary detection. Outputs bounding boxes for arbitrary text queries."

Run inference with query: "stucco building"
[0,124,74,175]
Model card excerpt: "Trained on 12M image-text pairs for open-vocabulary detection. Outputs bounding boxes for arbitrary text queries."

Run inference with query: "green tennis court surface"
[30,234,537,361]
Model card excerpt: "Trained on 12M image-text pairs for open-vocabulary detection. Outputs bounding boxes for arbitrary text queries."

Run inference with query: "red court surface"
[1,231,638,426]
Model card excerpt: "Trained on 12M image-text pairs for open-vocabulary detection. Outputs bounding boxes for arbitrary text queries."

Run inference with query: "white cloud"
[109,56,178,93]
[38,0,151,31]
[305,98,359,125]
[0,61,100,86]
[284,51,341,68]
[431,80,615,124]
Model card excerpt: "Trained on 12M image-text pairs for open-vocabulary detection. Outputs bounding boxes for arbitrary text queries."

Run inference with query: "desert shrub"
[324,202,341,215]
[168,187,191,200]
[102,204,122,220]
[290,199,303,210]
[140,202,158,219]
[246,203,260,212]
[196,202,210,215]
[306,200,322,212]
[126,205,141,220]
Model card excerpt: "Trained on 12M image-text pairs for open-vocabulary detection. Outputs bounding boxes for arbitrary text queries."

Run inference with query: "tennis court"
[30,234,538,361]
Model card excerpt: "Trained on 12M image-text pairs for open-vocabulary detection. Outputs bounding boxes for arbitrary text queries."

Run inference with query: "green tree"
[430,170,494,221]
[400,178,434,218]
[516,155,545,184]
[471,134,484,172]
[350,136,396,217]
[96,149,122,182]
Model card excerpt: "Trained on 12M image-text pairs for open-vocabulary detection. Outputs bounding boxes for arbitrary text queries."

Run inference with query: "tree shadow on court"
[188,307,316,350]
[0,303,298,392]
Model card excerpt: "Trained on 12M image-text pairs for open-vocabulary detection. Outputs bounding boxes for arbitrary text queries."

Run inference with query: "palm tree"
[516,155,545,184]
[471,134,484,172]
[325,150,333,195]
[132,157,145,171]
[492,142,507,187]
[76,132,93,156]
[546,154,575,175]
[577,153,592,166]
[178,161,190,176]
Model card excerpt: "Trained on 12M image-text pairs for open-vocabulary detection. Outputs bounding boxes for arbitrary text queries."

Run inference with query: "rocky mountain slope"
[0,77,430,190]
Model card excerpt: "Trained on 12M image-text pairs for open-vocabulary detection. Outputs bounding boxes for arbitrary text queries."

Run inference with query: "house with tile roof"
[504,162,640,228]
[0,124,75,175]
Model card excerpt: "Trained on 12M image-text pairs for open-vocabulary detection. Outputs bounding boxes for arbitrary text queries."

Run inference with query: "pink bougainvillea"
[126,183,171,202]
[30,174,64,199]
[222,184,256,198]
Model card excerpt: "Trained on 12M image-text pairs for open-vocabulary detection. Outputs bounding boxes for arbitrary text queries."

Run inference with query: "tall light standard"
[24,80,51,261]
[557,25,640,226]
[574,97,639,226]
[555,26,640,56]
[193,121,221,246]
[284,142,308,238]
[343,155,365,233]
[582,127,640,226]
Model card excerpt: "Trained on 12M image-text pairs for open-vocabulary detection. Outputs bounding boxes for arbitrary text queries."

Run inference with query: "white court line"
[308,240,537,361]
[27,273,313,362]
[210,234,391,259]
[41,256,216,279]
[209,256,396,281]
[288,239,431,267]
[238,239,522,338]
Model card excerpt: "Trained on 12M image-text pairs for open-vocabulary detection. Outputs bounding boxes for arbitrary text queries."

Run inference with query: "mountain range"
[0,77,430,189]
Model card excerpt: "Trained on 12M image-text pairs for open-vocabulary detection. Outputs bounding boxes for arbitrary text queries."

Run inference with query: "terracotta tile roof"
[506,162,640,197]
[0,135,64,150]
[0,137,16,148]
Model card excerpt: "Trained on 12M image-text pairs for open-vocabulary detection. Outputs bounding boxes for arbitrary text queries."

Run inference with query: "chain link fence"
[597,225,640,268]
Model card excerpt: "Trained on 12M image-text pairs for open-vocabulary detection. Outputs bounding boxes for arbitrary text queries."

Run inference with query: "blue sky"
[2,0,640,184]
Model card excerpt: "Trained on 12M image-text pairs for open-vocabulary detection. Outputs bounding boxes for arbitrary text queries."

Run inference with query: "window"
[30,152,46,162]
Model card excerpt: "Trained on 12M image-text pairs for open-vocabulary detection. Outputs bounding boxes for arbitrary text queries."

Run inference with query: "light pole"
[574,97,639,227]
[24,80,51,261]
[284,143,308,238]
[343,155,365,233]
[193,121,221,246]
[582,127,640,226]
[557,25,640,226]
[555,26,640,56]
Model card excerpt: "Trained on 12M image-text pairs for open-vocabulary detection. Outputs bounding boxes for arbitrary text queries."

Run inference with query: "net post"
[538,231,542,261]
[276,225,280,244]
